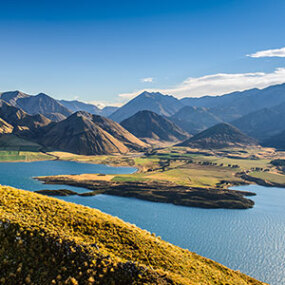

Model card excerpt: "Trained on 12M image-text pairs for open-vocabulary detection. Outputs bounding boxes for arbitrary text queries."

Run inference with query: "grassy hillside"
[0,186,264,284]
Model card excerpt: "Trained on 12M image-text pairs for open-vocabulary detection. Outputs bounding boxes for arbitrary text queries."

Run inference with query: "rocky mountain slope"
[39,112,147,155]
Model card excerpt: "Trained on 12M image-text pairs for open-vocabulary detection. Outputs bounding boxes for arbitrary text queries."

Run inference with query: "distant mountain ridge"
[121,110,189,142]
[178,123,257,149]
[0,91,118,122]
[109,91,184,122]
[0,91,72,121]
[232,102,285,141]
[171,106,222,134]
[180,83,285,121]
[0,100,147,155]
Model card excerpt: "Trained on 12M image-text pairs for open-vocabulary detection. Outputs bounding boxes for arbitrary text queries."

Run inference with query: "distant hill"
[121,110,189,142]
[59,99,101,114]
[39,112,147,155]
[262,130,285,150]
[178,123,257,149]
[232,102,285,141]
[0,91,72,120]
[171,106,222,134]
[181,83,285,121]
[110,91,184,122]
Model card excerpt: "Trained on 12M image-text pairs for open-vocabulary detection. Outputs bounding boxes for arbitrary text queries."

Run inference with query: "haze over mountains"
[0,82,285,151]
[171,106,222,134]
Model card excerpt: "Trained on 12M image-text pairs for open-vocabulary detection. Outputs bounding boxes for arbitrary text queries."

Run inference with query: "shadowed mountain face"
[121,110,189,142]
[171,106,222,134]
[181,83,285,121]
[0,91,72,121]
[178,123,257,149]
[0,100,51,135]
[39,112,147,155]
[262,130,285,150]
[232,102,285,141]
[109,91,184,122]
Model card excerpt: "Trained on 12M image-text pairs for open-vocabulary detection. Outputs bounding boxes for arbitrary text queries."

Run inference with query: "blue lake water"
[0,160,284,284]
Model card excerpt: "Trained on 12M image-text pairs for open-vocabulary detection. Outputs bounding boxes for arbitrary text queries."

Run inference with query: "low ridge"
[178,123,257,149]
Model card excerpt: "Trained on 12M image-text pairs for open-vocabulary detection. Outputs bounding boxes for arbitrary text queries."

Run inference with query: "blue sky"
[0,0,285,106]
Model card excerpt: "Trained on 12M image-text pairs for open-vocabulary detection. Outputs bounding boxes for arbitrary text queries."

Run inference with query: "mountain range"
[0,91,118,122]
[0,83,285,150]
[180,83,285,122]
[0,100,147,155]
[121,110,189,142]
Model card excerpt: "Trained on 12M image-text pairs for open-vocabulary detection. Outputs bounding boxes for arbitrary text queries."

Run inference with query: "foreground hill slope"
[121,110,189,142]
[178,123,257,149]
[0,186,264,285]
[110,91,184,122]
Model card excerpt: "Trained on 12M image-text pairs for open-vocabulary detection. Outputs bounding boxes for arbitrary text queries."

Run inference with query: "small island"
[35,177,255,209]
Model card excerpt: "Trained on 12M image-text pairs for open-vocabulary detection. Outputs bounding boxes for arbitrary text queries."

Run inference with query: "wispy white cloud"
[119,67,285,100]
[89,100,123,108]
[247,47,285,58]
[141,77,153,83]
